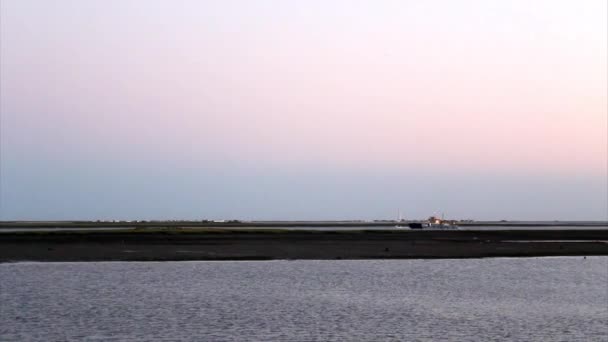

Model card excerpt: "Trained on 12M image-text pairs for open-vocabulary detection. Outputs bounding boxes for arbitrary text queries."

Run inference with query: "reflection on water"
[1,258,607,341]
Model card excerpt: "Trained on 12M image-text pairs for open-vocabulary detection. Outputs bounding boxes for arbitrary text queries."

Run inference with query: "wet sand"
[1,229,607,262]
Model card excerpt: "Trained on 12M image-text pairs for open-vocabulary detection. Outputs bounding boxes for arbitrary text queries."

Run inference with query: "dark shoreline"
[1,229,607,262]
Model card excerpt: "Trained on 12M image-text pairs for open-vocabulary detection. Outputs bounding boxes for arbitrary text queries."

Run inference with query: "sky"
[1,0,606,221]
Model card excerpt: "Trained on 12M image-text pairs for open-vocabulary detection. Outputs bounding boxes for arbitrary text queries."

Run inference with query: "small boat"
[408,216,460,230]
[408,222,427,229]
[395,209,410,228]
[408,222,459,230]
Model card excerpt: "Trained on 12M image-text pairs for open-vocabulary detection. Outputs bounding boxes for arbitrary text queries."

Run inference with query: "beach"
[1,229,607,262]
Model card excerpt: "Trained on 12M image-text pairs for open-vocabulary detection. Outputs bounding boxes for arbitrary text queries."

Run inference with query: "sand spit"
[1,229,607,262]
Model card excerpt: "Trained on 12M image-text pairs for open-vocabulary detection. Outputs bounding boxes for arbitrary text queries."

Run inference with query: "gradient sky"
[1,0,606,220]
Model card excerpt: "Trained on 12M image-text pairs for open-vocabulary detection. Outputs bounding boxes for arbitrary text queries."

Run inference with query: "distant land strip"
[1,220,607,229]
[1,228,607,262]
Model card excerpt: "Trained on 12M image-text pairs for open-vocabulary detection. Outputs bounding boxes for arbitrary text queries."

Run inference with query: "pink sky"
[1,0,606,220]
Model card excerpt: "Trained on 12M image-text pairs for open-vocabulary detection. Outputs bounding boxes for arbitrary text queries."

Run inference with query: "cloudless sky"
[1,0,606,220]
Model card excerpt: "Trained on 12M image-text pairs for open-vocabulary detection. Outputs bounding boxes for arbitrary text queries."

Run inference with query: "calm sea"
[1,258,607,341]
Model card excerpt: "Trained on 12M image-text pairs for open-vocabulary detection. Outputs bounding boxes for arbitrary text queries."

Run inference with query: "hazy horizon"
[1,0,606,221]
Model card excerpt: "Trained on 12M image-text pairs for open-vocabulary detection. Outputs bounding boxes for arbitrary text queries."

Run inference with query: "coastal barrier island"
[1,228,607,262]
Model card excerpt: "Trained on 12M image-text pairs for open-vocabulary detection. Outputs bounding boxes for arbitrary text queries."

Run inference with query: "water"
[1,258,606,341]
